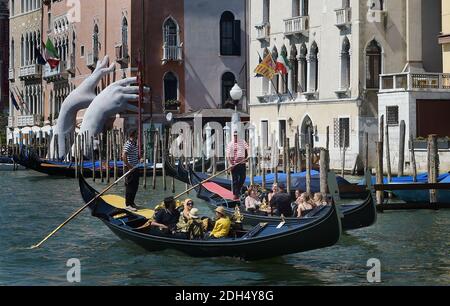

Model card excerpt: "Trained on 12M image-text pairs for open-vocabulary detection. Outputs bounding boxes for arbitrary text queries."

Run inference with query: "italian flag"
[44,38,60,69]
[275,53,292,75]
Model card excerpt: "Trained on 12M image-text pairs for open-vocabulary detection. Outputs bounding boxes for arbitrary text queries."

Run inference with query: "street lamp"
[230,82,243,134]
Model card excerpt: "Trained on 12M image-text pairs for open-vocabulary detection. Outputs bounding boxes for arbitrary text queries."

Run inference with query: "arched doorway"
[300,115,314,148]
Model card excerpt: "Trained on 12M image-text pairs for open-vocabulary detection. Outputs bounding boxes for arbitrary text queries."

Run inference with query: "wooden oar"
[30,165,140,249]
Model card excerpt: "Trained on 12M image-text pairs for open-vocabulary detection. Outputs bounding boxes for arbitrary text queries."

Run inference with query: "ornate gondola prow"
[232,206,244,224]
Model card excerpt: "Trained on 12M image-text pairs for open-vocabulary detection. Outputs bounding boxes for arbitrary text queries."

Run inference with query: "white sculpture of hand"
[52,56,115,159]
[78,77,149,138]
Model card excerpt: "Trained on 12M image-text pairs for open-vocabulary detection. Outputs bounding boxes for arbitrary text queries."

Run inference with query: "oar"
[30,165,140,249]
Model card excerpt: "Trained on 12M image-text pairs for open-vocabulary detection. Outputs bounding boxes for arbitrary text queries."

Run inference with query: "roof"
[174,108,250,120]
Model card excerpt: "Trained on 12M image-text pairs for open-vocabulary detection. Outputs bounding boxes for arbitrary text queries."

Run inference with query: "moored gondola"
[188,168,377,231]
[79,175,342,260]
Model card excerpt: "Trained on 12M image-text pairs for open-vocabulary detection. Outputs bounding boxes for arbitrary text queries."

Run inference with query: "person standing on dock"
[122,130,140,211]
[226,130,249,200]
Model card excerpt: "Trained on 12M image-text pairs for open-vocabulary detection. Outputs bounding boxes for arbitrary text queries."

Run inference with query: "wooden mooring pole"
[428,135,439,207]
[320,148,330,197]
[376,141,384,209]
[385,124,392,182]
[398,120,406,177]
[306,143,311,195]
[410,134,417,182]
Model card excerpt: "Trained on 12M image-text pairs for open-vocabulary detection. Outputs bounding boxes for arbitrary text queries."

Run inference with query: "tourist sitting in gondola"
[269,183,294,217]
[208,206,231,239]
[177,198,195,233]
[313,193,329,207]
[267,183,280,203]
[151,196,181,234]
[245,189,262,212]
[296,192,315,218]
[186,208,205,240]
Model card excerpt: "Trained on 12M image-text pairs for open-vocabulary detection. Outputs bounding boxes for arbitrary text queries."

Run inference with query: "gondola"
[166,157,367,198]
[78,176,342,260]
[188,168,377,231]
[14,149,162,178]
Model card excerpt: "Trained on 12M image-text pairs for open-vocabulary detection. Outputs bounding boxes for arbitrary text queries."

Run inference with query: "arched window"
[93,24,99,63]
[340,37,351,90]
[221,72,236,108]
[164,72,178,104]
[164,18,178,48]
[290,44,298,93]
[10,38,15,68]
[263,0,270,23]
[301,115,314,148]
[280,45,289,94]
[220,11,241,56]
[366,39,382,89]
[298,43,307,93]
[122,17,128,53]
[308,42,319,92]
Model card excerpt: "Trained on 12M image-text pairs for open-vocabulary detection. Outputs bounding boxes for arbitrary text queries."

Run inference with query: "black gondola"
[188,168,377,231]
[79,176,342,260]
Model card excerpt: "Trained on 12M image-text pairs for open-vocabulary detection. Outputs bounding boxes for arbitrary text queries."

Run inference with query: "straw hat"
[189,208,200,219]
[215,206,226,216]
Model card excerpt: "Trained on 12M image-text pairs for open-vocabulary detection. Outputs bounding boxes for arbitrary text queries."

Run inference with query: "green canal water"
[0,169,448,286]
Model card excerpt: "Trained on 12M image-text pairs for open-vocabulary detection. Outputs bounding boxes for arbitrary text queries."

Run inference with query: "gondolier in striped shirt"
[226,130,249,200]
[122,130,140,211]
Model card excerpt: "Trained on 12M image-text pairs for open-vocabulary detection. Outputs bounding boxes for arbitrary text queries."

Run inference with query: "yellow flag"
[254,53,276,80]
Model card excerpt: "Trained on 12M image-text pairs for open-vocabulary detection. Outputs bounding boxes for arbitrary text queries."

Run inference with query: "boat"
[188,168,377,231]
[14,149,162,178]
[389,175,450,204]
[78,175,342,260]
[165,158,367,198]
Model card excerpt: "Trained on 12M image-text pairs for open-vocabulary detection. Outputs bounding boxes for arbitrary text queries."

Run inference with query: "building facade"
[0,0,9,114]
[440,0,450,72]
[248,0,442,171]
[7,0,42,137]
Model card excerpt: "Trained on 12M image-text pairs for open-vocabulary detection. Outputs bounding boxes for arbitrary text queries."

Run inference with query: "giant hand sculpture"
[78,77,148,139]
[52,56,115,159]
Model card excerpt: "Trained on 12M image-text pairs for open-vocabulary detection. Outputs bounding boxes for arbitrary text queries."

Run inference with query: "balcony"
[8,116,14,128]
[284,16,309,37]
[115,44,129,64]
[257,93,292,104]
[255,23,270,42]
[335,8,351,29]
[162,45,183,64]
[380,72,450,92]
[86,52,97,69]
[9,68,15,81]
[16,115,43,127]
[43,61,68,82]
[19,64,42,80]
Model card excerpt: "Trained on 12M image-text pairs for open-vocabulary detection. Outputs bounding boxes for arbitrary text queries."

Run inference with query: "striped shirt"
[226,139,249,165]
[123,140,139,167]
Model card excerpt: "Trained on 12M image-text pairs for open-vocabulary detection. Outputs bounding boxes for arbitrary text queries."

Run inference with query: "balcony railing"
[284,16,309,36]
[255,22,270,41]
[8,116,14,128]
[257,93,292,104]
[9,68,15,80]
[162,45,183,64]
[43,61,68,81]
[16,115,42,127]
[335,8,351,28]
[380,72,450,92]
[115,44,129,64]
[19,64,42,80]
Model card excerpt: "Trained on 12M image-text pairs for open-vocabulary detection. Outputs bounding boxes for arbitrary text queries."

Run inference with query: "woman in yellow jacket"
[209,206,231,239]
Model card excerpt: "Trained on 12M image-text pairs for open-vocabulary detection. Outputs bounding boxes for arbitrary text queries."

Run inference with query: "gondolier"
[122,130,140,211]
[226,130,249,200]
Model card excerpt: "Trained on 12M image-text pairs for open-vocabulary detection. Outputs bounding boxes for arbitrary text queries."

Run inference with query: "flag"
[35,47,47,65]
[10,92,20,111]
[44,38,60,69]
[254,53,276,80]
[275,53,292,75]
[254,54,263,78]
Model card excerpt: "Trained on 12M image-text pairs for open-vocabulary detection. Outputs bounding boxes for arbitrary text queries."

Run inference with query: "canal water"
[0,169,448,286]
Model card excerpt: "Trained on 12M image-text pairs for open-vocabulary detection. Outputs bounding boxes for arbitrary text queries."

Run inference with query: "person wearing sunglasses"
[177,199,195,233]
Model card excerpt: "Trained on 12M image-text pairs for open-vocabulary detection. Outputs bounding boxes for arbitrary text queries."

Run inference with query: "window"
[261,120,269,148]
[10,39,14,68]
[263,0,270,23]
[386,106,399,125]
[93,24,99,63]
[340,37,351,90]
[11,0,14,16]
[334,118,350,148]
[299,43,307,92]
[164,18,178,47]
[221,72,236,108]
[279,120,287,147]
[369,0,384,10]
[301,0,309,16]
[366,39,382,89]
[290,44,298,93]
[220,12,241,56]
[164,72,178,103]
[80,45,85,57]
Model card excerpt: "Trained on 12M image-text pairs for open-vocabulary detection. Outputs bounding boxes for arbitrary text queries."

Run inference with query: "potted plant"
[165,99,180,111]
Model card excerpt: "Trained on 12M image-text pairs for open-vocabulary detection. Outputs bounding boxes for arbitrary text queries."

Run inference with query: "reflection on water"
[0,170,448,286]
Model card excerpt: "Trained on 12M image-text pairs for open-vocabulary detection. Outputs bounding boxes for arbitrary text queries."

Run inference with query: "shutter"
[334,118,340,148]
[233,20,241,56]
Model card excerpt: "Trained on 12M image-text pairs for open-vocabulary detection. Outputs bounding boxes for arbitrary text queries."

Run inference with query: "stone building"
[248,0,444,171]
[0,0,9,114]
